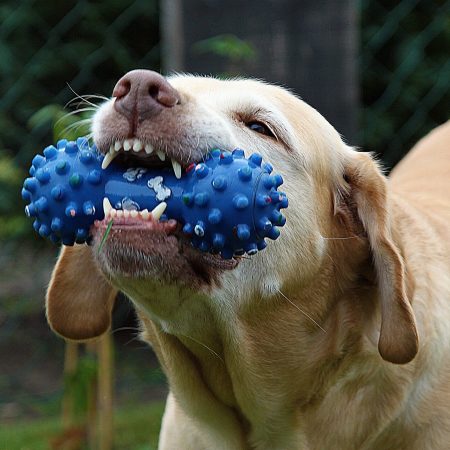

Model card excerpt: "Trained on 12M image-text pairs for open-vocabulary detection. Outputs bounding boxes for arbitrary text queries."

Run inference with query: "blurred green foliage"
[0,0,160,242]
[193,34,257,62]
[360,0,450,166]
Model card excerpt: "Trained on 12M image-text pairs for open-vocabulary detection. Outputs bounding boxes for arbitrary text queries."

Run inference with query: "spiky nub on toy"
[22,138,288,259]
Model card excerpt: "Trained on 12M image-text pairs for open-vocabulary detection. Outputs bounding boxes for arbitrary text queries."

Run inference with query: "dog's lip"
[91,215,239,271]
[92,216,178,233]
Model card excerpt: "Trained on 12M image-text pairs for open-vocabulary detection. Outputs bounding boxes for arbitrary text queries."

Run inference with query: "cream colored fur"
[46,75,450,450]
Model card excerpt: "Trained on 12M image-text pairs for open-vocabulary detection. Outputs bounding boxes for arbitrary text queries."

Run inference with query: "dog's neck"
[133,237,380,445]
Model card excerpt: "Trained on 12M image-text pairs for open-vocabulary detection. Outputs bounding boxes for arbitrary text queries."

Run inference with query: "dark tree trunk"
[161,0,358,143]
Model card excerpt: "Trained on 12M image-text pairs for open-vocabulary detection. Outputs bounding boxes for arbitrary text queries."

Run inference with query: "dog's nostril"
[113,79,131,99]
[148,84,159,100]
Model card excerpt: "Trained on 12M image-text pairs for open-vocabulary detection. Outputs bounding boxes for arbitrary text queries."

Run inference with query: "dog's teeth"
[123,210,130,218]
[123,139,132,151]
[130,210,138,218]
[140,209,150,220]
[114,141,122,151]
[145,143,153,154]
[156,150,166,161]
[110,208,117,218]
[101,151,118,169]
[109,144,114,153]
[171,159,182,179]
[103,198,112,216]
[116,210,124,217]
[151,202,167,220]
[133,139,143,152]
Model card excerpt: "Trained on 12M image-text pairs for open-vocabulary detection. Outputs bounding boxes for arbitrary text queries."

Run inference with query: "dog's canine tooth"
[133,139,143,152]
[123,139,132,151]
[140,209,150,220]
[156,150,166,161]
[101,150,118,169]
[171,159,182,179]
[103,198,112,216]
[151,202,167,220]
[145,143,153,154]
[114,141,122,151]
[109,144,114,153]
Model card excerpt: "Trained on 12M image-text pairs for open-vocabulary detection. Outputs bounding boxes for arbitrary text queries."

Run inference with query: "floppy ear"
[46,244,117,341]
[342,152,418,364]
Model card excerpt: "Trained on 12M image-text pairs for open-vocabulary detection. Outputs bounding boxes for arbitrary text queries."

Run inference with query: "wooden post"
[161,0,358,143]
[85,340,98,450]
[61,341,79,428]
[97,333,114,450]
[59,335,114,450]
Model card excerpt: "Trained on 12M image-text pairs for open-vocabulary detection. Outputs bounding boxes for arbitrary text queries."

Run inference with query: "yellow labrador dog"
[46,70,450,449]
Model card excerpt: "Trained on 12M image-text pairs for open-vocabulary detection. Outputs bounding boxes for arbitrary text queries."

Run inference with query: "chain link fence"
[0,0,160,165]
[360,0,450,167]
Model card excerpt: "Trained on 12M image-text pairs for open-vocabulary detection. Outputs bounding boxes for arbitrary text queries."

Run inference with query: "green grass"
[0,402,165,450]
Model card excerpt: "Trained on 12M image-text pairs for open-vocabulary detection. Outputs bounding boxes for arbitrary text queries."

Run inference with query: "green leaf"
[193,34,256,62]
[98,219,113,254]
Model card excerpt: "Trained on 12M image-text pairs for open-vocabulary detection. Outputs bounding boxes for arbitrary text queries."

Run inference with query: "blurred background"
[0,0,448,448]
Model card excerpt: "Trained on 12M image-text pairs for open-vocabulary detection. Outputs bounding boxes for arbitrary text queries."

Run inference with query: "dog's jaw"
[90,76,245,294]
[89,74,333,321]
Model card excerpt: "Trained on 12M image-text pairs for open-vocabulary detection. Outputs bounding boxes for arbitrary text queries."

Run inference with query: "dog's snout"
[112,70,180,122]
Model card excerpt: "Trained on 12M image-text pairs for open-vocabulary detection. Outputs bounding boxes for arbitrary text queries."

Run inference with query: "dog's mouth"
[100,137,185,177]
[91,136,238,287]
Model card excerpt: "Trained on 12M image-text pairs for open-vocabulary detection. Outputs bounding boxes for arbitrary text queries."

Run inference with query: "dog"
[46,70,450,449]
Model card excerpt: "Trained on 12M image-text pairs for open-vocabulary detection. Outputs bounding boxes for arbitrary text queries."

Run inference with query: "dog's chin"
[90,217,238,290]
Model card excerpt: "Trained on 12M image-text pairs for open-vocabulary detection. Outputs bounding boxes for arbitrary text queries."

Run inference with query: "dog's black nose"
[112,70,179,122]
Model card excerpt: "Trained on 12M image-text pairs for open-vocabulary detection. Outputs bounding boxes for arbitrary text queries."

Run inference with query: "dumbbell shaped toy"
[22,138,288,259]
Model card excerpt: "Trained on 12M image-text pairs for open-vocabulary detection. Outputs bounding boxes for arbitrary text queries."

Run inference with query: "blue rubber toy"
[22,138,288,259]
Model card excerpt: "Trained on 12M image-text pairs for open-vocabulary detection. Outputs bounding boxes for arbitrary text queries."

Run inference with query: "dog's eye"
[246,121,275,138]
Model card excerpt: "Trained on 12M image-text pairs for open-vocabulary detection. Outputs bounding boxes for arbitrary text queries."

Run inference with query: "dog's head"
[46,71,418,364]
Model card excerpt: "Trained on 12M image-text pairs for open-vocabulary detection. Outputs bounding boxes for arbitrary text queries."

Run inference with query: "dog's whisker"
[65,97,101,109]
[111,326,141,334]
[124,336,140,346]
[181,334,224,363]
[62,118,92,130]
[321,235,362,241]
[60,119,93,137]
[277,289,326,334]
[59,107,97,118]
[69,106,98,113]
[75,94,110,102]
[65,97,99,110]
[55,111,95,132]
[66,83,99,108]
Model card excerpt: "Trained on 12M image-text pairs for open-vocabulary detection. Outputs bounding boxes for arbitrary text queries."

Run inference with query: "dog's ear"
[46,244,117,341]
[341,152,418,364]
